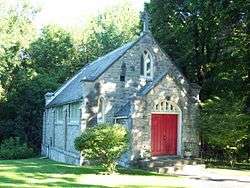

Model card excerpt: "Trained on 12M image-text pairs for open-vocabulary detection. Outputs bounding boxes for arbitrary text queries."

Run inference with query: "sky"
[31,0,149,29]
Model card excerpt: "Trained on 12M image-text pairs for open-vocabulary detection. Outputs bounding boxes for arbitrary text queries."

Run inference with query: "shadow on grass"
[34,182,110,188]
[0,158,175,177]
[0,176,25,184]
[0,158,102,175]
[191,177,250,183]
[0,158,184,188]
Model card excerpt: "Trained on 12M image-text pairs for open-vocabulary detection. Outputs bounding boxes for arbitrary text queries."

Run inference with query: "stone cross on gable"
[140,11,150,33]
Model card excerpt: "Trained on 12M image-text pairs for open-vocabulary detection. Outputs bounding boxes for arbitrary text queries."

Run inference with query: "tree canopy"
[0,0,249,162]
[146,0,250,160]
[0,0,139,152]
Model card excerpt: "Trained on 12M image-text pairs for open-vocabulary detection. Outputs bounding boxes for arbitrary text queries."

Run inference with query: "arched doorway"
[151,100,182,156]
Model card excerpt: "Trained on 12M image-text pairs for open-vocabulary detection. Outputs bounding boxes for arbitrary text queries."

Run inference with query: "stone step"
[156,166,175,174]
[144,159,202,168]
[137,158,205,175]
[155,164,206,175]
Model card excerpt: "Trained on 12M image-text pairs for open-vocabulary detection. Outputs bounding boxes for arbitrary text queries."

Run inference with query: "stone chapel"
[41,12,200,165]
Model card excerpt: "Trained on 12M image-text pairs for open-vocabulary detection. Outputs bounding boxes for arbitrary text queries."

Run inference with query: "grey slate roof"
[46,40,137,107]
[81,42,134,81]
[114,71,168,116]
[114,102,131,117]
[137,70,168,96]
[114,71,168,117]
[46,69,84,107]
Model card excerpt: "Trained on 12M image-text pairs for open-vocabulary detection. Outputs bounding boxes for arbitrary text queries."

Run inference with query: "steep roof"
[114,102,131,117]
[46,38,141,108]
[81,42,134,81]
[137,70,168,96]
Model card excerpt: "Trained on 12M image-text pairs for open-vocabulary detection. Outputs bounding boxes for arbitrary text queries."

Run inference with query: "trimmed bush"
[74,123,128,172]
[0,137,35,159]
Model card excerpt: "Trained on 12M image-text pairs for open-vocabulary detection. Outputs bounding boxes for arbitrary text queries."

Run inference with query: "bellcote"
[140,11,150,34]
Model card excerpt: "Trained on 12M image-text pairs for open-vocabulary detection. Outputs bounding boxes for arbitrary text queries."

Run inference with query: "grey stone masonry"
[42,32,200,166]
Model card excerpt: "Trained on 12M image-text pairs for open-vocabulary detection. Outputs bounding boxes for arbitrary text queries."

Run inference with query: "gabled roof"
[81,42,135,81]
[46,69,84,107]
[137,70,168,96]
[46,36,143,108]
[114,102,131,117]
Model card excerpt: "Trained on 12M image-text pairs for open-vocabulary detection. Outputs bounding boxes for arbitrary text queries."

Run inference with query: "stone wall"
[82,33,200,162]
[41,144,80,165]
[130,74,200,159]
[42,102,83,165]
[42,33,200,166]
[85,33,184,125]
[116,118,133,166]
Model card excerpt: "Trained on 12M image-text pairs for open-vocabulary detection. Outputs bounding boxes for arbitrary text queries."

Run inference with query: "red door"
[151,114,178,156]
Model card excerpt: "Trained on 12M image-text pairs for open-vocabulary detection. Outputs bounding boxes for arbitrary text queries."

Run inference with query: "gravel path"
[182,168,250,188]
[78,168,250,188]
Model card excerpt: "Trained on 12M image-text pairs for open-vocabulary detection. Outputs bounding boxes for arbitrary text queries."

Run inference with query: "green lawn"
[0,158,184,188]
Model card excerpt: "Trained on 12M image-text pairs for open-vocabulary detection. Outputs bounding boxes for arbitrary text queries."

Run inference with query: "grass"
[0,158,184,188]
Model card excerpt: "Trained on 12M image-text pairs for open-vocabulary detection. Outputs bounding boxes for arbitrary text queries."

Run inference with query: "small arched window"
[153,100,180,113]
[140,50,153,80]
[120,63,126,82]
[97,97,105,123]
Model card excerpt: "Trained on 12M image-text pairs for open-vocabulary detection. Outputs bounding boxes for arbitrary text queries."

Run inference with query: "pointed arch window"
[120,63,126,82]
[69,103,80,124]
[140,50,153,80]
[55,106,63,124]
[97,97,105,123]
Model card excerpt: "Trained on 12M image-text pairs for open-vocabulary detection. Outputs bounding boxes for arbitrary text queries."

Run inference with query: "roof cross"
[140,11,150,33]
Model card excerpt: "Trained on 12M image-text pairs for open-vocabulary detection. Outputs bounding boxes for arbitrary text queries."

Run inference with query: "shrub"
[200,95,249,165]
[0,137,35,159]
[74,123,129,172]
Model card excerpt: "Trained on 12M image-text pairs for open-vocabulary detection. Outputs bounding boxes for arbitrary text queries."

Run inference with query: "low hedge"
[0,137,35,160]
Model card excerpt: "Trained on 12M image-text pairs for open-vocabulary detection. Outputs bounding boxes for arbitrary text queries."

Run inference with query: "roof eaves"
[149,32,192,86]
[46,97,83,109]
[137,71,168,97]
[82,34,146,82]
[45,68,84,107]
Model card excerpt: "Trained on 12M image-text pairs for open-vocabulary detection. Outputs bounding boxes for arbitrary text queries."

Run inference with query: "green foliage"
[75,123,129,172]
[77,1,139,63]
[0,0,138,154]
[29,25,78,79]
[200,95,250,164]
[0,0,42,152]
[0,0,37,101]
[146,0,249,98]
[0,137,35,159]
[0,25,76,152]
[147,0,250,162]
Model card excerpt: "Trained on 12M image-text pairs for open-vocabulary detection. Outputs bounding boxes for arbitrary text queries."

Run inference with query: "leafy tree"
[0,0,38,147]
[146,0,248,98]
[29,25,78,82]
[0,0,37,101]
[77,1,139,64]
[75,124,128,172]
[0,24,78,151]
[200,95,249,163]
[0,0,140,154]
[146,0,250,161]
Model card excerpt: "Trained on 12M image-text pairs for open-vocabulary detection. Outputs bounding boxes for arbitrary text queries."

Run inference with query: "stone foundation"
[41,144,80,165]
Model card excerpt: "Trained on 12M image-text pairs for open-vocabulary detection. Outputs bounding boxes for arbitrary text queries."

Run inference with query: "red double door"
[151,114,178,156]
